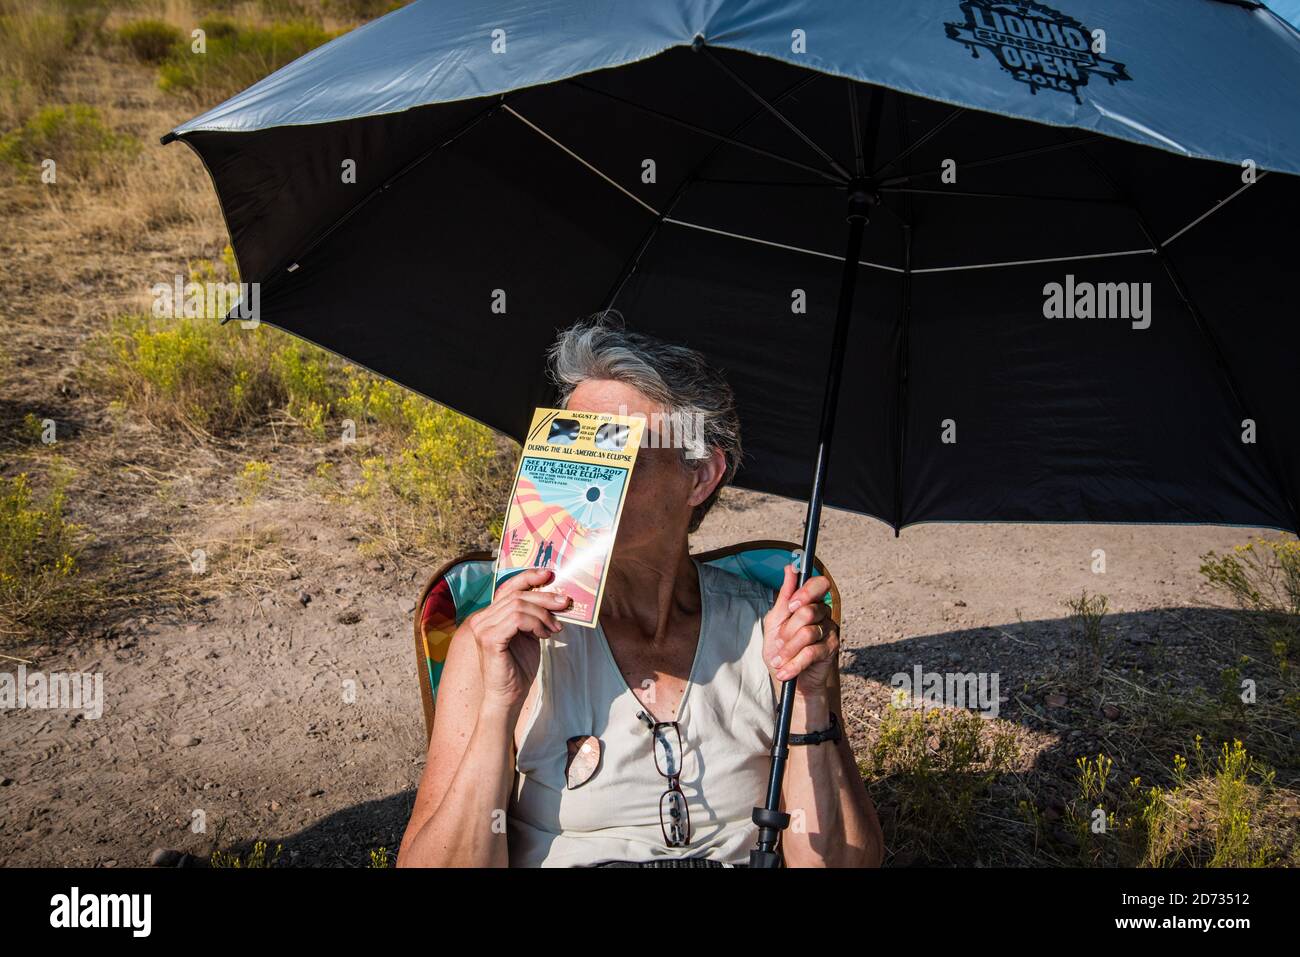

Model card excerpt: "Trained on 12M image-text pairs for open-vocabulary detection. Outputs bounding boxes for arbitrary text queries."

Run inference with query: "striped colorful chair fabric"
[412,540,839,740]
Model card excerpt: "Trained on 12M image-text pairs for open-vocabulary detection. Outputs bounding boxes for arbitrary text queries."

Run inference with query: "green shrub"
[117,18,183,64]
[1201,537,1300,680]
[238,460,273,505]
[158,19,335,103]
[342,372,507,558]
[211,839,282,868]
[258,0,313,19]
[1064,588,1113,678]
[271,342,335,436]
[87,249,510,561]
[324,0,405,21]
[1201,538,1300,618]
[0,103,139,183]
[196,15,239,41]
[58,0,110,48]
[0,471,87,639]
[85,249,337,434]
[1065,738,1284,867]
[867,707,1019,859]
[90,312,274,433]
[342,373,502,508]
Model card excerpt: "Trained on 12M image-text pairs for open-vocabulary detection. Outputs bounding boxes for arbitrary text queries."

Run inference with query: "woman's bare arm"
[396,630,518,867]
[397,568,562,867]
[761,567,884,867]
[777,671,884,867]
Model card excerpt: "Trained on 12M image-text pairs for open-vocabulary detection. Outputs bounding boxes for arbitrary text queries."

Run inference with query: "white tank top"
[508,561,777,867]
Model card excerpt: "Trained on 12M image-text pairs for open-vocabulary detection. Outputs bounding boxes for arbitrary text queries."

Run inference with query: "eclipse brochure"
[494,407,646,627]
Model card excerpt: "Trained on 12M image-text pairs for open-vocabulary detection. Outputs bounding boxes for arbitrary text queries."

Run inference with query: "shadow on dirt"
[207,606,1293,867]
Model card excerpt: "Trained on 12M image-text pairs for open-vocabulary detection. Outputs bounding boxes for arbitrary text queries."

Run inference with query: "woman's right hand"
[466,567,570,713]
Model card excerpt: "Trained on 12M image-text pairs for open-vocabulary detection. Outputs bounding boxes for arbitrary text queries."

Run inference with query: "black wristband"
[788,711,841,746]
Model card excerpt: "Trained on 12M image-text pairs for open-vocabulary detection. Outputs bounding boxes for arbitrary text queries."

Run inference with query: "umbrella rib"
[911,248,1154,274]
[219,100,503,296]
[695,43,853,182]
[1074,144,1299,532]
[633,80,910,296]
[503,104,659,217]
[878,135,1102,187]
[871,107,966,180]
[565,79,846,184]
[693,177,841,188]
[848,80,866,177]
[661,217,904,272]
[1160,172,1269,247]
[893,223,912,535]
[598,73,829,310]
[880,187,1121,204]
[892,90,914,536]
[528,105,1162,281]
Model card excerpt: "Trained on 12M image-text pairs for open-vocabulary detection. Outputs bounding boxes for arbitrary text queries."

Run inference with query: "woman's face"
[565,379,724,553]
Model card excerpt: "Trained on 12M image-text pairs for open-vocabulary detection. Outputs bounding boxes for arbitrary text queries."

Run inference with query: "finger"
[486,603,559,641]
[483,600,553,639]
[791,602,830,627]
[495,567,555,598]
[773,621,828,667]
[786,575,831,614]
[508,605,561,640]
[515,591,573,612]
[777,602,828,645]
[767,563,798,621]
[774,635,837,682]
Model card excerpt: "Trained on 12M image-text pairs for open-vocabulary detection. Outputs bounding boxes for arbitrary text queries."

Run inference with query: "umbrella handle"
[692,48,885,867]
[750,187,874,868]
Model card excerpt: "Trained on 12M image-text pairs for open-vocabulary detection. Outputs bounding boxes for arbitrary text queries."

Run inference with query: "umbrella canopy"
[166,0,1300,536]
[1272,0,1300,30]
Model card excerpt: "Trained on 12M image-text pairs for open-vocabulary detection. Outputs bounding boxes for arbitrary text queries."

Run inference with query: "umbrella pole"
[750,179,876,867]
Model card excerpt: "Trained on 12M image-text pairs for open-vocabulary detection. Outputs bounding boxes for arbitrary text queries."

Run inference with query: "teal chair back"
[413,541,838,738]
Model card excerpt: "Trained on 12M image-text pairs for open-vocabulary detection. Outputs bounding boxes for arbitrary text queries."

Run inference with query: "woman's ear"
[686,447,727,509]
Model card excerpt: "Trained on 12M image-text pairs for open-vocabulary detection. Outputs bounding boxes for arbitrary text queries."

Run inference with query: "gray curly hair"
[547,313,742,532]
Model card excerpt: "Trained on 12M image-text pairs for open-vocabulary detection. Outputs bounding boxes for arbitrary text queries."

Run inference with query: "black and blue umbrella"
[166,0,1300,865]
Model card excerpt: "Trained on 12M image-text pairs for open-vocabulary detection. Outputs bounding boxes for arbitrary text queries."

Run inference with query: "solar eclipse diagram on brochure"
[494,407,645,627]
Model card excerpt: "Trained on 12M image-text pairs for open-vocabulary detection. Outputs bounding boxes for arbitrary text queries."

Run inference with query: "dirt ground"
[0,481,1276,866]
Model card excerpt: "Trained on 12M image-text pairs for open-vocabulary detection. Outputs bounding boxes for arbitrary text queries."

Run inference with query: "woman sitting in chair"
[398,318,883,867]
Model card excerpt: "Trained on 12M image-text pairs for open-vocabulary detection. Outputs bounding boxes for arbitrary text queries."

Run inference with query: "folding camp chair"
[412,540,841,740]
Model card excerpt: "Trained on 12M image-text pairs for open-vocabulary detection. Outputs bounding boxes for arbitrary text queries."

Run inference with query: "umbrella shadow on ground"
[216,791,417,868]
[843,604,1271,721]
[841,605,1296,865]
[208,606,1290,867]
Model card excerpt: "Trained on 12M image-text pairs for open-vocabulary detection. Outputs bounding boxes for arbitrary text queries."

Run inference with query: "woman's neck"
[601,542,699,644]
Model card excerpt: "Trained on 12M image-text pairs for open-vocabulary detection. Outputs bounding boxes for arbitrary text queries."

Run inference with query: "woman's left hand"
[763,564,839,695]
